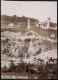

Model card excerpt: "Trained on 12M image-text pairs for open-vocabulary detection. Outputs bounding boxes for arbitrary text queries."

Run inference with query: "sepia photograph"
[1,1,57,79]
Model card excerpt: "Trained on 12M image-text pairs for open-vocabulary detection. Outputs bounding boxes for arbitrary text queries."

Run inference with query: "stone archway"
[25,31,36,36]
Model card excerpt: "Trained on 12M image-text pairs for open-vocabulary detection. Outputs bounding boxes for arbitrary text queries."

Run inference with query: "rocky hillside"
[1,31,57,68]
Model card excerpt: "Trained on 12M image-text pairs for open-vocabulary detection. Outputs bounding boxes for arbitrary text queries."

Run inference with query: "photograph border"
[0,0,58,80]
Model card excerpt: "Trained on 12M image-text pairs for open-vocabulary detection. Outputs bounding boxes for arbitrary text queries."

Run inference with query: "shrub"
[9,60,16,72]
[1,66,8,73]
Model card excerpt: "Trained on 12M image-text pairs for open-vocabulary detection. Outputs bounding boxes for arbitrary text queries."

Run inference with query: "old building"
[27,17,57,30]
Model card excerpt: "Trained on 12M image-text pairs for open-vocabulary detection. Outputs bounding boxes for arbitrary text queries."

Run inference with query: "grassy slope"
[1,27,57,38]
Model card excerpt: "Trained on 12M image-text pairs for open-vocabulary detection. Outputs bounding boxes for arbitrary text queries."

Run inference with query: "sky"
[1,1,57,23]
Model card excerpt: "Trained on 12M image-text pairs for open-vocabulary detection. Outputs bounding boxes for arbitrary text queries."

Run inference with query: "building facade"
[27,18,51,29]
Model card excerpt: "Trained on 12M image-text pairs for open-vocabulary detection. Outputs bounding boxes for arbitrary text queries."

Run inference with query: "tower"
[47,17,50,29]
[28,19,30,30]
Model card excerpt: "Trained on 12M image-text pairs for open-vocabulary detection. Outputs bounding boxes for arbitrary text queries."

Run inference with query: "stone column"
[47,17,50,29]
[28,19,30,30]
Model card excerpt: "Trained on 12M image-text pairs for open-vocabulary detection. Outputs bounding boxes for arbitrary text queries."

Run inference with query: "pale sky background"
[1,1,57,23]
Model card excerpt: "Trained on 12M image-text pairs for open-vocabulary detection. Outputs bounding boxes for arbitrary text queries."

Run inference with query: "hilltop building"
[27,17,56,29]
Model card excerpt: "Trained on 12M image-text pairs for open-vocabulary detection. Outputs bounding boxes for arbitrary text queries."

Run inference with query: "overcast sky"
[1,1,57,23]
